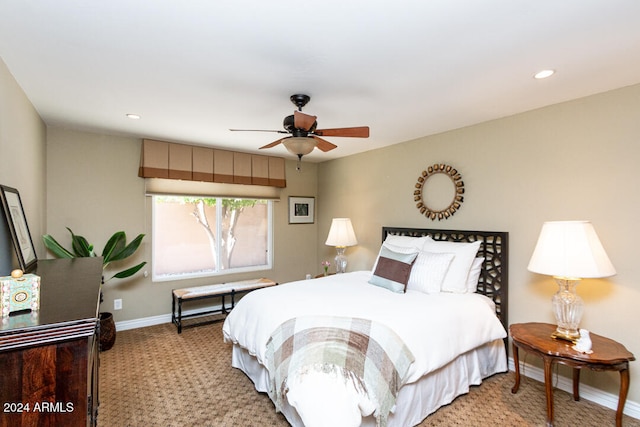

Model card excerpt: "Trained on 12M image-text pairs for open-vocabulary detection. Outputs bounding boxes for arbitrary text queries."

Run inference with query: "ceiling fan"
[230,94,369,160]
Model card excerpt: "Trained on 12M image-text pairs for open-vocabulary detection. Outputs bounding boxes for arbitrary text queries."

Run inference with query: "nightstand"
[510,322,635,427]
[314,273,336,278]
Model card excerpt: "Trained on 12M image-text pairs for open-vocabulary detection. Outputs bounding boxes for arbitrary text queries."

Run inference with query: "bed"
[223,227,509,426]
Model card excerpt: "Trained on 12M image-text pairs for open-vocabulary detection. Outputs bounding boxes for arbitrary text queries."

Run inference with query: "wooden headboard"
[382,227,509,333]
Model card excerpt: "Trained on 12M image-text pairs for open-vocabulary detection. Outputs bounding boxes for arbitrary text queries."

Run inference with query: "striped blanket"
[265,316,415,427]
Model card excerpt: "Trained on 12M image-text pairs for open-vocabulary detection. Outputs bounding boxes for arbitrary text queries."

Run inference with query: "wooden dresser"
[0,258,103,427]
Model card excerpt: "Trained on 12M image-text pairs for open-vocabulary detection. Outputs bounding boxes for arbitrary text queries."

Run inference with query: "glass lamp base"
[334,247,347,274]
[551,277,583,342]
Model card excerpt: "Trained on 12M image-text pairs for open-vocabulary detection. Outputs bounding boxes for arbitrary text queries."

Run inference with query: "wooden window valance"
[138,139,286,188]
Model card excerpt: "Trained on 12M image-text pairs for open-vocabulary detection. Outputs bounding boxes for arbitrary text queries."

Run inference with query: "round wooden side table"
[510,322,635,427]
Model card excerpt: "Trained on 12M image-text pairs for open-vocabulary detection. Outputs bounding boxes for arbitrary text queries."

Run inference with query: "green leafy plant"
[43,228,146,283]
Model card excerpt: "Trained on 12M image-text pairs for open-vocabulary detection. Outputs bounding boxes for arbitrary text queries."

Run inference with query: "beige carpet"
[99,320,640,426]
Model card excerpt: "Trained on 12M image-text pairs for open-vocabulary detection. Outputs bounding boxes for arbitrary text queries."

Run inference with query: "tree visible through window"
[152,196,272,280]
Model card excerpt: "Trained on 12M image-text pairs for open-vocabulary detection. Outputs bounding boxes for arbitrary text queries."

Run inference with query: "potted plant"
[42,228,146,351]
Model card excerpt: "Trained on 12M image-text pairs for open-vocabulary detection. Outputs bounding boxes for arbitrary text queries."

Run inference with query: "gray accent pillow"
[369,246,418,293]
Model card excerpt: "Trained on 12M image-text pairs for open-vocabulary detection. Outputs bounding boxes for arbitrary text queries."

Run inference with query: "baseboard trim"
[115,304,226,332]
[116,313,172,331]
[116,313,638,420]
[508,358,640,420]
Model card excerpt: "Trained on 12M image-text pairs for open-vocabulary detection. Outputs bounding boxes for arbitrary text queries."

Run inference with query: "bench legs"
[171,290,237,334]
[171,294,184,333]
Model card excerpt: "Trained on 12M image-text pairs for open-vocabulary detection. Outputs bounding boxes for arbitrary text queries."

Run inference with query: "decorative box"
[1,273,40,317]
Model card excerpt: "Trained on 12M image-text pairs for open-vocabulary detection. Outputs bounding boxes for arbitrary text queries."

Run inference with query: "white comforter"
[222,271,506,386]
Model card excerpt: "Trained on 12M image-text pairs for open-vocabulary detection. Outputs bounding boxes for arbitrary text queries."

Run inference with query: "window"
[152,196,272,281]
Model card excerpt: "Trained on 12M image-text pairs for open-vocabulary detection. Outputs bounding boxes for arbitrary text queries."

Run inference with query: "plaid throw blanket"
[265,316,415,427]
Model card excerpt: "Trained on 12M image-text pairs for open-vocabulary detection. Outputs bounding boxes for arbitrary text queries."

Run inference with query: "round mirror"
[414,164,464,220]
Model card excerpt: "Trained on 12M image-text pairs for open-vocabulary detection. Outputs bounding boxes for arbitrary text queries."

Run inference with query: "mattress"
[222,271,507,425]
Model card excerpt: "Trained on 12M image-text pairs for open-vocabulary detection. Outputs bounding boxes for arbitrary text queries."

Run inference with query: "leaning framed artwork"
[288,196,315,224]
[0,185,37,272]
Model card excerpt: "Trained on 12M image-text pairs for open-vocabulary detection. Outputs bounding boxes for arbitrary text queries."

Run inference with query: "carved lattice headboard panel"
[382,227,509,333]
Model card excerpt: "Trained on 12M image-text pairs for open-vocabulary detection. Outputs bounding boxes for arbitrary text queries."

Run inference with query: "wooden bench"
[171,278,277,333]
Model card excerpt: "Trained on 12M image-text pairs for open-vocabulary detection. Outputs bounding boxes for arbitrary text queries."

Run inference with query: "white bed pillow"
[406,250,455,294]
[382,234,430,250]
[421,238,481,293]
[466,257,485,293]
[374,243,454,294]
[371,236,429,274]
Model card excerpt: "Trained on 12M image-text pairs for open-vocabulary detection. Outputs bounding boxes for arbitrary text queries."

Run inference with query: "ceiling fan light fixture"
[283,137,316,156]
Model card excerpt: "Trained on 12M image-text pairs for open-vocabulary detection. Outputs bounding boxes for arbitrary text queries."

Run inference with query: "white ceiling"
[1,1,640,162]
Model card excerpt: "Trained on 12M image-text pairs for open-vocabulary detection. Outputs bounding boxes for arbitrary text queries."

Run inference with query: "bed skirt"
[231,339,507,427]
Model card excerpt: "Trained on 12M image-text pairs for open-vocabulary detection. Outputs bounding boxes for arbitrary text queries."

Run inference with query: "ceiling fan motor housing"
[283,114,316,135]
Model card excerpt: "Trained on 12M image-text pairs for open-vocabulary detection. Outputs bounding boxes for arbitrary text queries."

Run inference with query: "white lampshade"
[283,137,316,156]
[528,221,616,279]
[325,218,358,247]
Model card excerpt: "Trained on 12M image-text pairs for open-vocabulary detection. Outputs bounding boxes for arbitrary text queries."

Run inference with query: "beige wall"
[317,83,640,402]
[45,127,319,321]
[0,58,47,273]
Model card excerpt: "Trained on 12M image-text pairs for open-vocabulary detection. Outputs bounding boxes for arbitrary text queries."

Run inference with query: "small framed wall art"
[289,196,315,224]
[0,185,37,272]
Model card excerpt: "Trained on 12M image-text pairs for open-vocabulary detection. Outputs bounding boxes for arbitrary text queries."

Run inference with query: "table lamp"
[527,220,616,341]
[325,218,357,274]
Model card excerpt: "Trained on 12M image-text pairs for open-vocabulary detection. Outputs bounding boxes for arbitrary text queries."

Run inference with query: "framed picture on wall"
[0,185,37,272]
[288,196,315,224]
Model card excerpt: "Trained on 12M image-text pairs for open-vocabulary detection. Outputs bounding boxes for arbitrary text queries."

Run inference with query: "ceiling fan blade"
[230,129,286,133]
[294,111,317,131]
[259,138,286,149]
[312,136,338,152]
[314,126,369,138]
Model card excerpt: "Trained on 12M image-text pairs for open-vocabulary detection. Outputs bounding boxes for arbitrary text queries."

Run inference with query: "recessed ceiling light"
[534,69,555,79]
[126,113,141,120]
